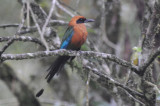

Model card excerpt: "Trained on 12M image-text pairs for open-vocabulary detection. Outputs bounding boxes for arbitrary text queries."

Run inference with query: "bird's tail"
[36,56,71,97]
[45,56,70,83]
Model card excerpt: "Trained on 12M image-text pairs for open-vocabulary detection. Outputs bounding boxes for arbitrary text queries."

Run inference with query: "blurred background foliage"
[0,0,157,106]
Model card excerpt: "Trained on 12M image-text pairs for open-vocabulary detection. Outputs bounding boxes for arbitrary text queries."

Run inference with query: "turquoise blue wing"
[60,26,74,49]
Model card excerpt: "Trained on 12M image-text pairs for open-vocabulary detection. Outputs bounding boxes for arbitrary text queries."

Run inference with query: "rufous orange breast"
[71,24,88,48]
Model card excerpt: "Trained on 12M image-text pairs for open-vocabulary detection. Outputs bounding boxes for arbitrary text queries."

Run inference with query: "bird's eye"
[76,18,86,24]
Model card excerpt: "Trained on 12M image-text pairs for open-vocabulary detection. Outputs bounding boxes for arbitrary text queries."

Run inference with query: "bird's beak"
[84,19,95,23]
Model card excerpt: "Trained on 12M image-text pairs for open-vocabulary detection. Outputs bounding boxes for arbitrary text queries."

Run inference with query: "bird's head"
[69,16,94,26]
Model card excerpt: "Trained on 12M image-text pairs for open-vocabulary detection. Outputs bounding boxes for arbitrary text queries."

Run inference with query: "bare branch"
[84,65,145,105]
[29,4,48,49]
[0,36,44,47]
[18,26,37,35]
[0,39,15,57]
[0,20,68,29]
[40,0,56,51]
[99,0,117,50]
[0,20,67,35]
[58,0,80,15]
[29,0,57,51]
[1,49,139,73]
[49,20,68,26]
[1,33,159,77]
[139,47,160,75]
[0,3,26,57]
[0,24,19,28]
[55,1,75,17]
[0,63,40,106]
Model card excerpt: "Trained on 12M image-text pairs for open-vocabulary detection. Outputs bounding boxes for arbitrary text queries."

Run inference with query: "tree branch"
[0,36,44,47]
[83,65,145,105]
[1,41,160,77]
[0,24,20,28]
[139,47,160,75]
[2,46,159,76]
[49,20,68,26]
[55,0,75,17]
[1,49,139,73]
[0,63,40,106]
[18,26,37,35]
[0,3,26,57]
[0,20,68,29]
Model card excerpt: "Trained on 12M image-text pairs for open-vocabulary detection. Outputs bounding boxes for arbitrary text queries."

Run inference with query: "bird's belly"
[70,24,88,49]
[71,33,87,48]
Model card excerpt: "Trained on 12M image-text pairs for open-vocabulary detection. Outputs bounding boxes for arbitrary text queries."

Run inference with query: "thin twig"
[0,20,68,29]
[16,6,26,34]
[18,26,37,35]
[0,24,25,56]
[41,0,56,51]
[0,3,26,57]
[56,0,74,17]
[49,20,68,26]
[58,0,80,15]
[0,24,19,28]
[0,20,67,35]
[0,39,15,56]
[29,5,47,48]
[26,1,30,28]
[29,0,56,51]
[0,36,44,47]
[124,89,145,105]
[99,0,117,50]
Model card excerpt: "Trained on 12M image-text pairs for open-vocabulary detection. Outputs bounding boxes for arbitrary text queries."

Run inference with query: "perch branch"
[1,44,159,77]
[1,49,139,73]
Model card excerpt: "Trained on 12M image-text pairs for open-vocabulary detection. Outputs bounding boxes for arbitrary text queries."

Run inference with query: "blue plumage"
[60,31,74,49]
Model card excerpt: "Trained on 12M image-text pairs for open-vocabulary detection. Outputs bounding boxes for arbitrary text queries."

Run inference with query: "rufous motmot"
[36,16,94,97]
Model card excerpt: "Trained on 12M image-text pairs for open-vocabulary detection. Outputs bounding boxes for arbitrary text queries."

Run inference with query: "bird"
[45,16,94,82]
[36,16,94,97]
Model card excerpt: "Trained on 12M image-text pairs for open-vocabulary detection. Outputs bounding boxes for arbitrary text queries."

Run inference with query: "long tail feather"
[45,56,70,83]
